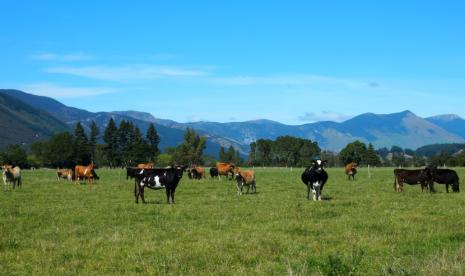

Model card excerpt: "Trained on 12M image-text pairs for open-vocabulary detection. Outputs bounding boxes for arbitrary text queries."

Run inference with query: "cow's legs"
[171,189,176,204]
[166,188,171,203]
[446,184,450,193]
[140,186,146,203]
[135,181,140,203]
[307,184,311,200]
[313,181,321,200]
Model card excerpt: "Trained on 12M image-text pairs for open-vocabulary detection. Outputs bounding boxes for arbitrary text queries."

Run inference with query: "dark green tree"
[364,143,381,166]
[89,120,99,160]
[172,128,206,166]
[146,123,160,160]
[103,118,118,167]
[339,140,367,165]
[74,122,91,165]
[1,144,28,168]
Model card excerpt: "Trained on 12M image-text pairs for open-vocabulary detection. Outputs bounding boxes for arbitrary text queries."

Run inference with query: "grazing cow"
[216,162,235,180]
[235,169,256,195]
[430,168,460,193]
[2,165,22,189]
[137,162,154,169]
[187,166,205,179]
[74,163,98,184]
[209,167,219,178]
[345,162,358,180]
[134,165,186,204]
[393,168,433,192]
[301,160,328,201]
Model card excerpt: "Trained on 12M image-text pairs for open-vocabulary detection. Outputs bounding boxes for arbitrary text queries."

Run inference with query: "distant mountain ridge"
[0,91,69,148]
[2,89,465,155]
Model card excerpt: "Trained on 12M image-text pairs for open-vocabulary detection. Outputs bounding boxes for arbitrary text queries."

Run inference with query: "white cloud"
[209,74,369,90]
[31,52,94,61]
[45,65,210,81]
[21,83,117,98]
[298,111,352,123]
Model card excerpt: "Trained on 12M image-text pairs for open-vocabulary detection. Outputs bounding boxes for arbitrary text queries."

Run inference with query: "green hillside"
[0,93,69,149]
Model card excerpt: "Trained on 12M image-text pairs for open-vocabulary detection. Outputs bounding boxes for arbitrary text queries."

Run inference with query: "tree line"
[3,119,465,168]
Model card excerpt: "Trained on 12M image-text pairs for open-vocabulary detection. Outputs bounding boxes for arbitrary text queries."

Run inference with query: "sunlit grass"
[1,167,465,275]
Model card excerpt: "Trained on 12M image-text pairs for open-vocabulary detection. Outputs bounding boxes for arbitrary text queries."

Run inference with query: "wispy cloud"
[298,111,351,123]
[31,52,94,62]
[21,83,117,98]
[45,65,210,81]
[209,74,369,90]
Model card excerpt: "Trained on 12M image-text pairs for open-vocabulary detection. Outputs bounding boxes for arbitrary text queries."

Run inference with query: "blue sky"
[2,1,465,124]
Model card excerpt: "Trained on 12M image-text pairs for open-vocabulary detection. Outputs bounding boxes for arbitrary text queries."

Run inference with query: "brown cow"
[137,163,154,169]
[57,169,74,181]
[75,163,97,184]
[216,162,235,180]
[187,166,205,179]
[345,162,358,180]
[235,168,256,195]
[2,165,21,189]
[393,168,433,192]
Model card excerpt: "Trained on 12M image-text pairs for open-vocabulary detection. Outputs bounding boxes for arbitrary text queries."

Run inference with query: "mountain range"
[2,89,465,156]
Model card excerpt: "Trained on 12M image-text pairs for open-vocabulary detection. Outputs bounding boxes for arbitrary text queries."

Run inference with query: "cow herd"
[1,160,461,203]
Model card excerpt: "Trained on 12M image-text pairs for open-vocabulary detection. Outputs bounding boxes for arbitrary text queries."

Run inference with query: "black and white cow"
[134,165,186,204]
[301,160,328,201]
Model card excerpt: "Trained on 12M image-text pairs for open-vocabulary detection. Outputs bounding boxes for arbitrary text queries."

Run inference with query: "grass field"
[1,167,465,275]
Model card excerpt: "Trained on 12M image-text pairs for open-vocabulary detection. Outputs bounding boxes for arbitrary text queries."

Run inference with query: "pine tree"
[146,123,160,160]
[103,118,118,167]
[89,121,99,161]
[74,122,91,165]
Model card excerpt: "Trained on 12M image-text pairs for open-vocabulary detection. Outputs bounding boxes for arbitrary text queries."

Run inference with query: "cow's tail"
[394,176,398,192]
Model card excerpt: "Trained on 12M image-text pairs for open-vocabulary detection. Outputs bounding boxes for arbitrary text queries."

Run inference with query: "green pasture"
[1,167,465,275]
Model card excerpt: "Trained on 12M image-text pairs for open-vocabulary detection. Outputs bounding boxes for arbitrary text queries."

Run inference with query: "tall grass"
[1,167,465,275]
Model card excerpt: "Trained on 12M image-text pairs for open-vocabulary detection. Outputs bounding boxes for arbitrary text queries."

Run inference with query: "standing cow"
[393,168,433,192]
[209,167,219,179]
[2,165,22,189]
[75,163,98,184]
[345,162,358,180]
[216,162,235,180]
[134,165,186,204]
[235,168,256,195]
[430,168,460,193]
[301,160,328,201]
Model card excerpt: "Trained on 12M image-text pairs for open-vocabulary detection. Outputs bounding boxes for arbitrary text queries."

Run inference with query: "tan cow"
[57,169,74,181]
[137,162,154,169]
[2,165,21,189]
[215,162,235,180]
[235,168,256,195]
[75,163,97,184]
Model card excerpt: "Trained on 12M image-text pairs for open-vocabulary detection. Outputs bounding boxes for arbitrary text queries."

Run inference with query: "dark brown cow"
[75,163,97,184]
[345,162,358,180]
[393,168,433,192]
[215,162,235,180]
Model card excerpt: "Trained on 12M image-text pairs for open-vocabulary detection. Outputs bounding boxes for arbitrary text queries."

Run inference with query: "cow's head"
[173,165,187,178]
[452,182,460,192]
[312,159,327,173]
